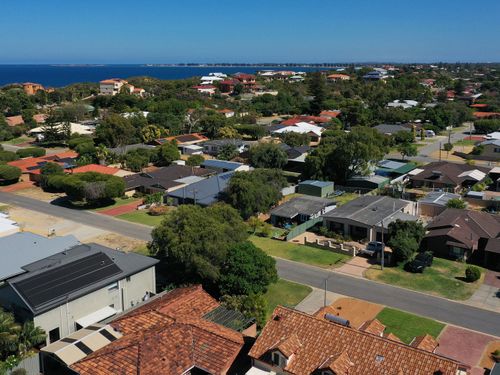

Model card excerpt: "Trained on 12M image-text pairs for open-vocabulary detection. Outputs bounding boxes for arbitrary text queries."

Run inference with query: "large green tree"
[95,114,137,147]
[248,143,288,169]
[307,72,326,115]
[156,141,180,166]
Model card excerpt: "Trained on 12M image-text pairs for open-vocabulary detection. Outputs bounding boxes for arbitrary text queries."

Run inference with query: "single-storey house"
[167,171,234,206]
[201,159,250,173]
[0,233,158,345]
[43,285,255,375]
[322,195,417,241]
[409,161,490,192]
[375,159,418,182]
[373,124,411,136]
[418,191,462,217]
[8,151,78,181]
[202,139,255,156]
[153,133,208,147]
[270,196,336,227]
[422,208,500,266]
[297,180,334,197]
[124,165,215,195]
[6,115,24,127]
[271,122,324,144]
[476,139,500,161]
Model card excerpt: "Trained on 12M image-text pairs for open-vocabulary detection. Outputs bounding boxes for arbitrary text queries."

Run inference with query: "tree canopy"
[248,143,288,169]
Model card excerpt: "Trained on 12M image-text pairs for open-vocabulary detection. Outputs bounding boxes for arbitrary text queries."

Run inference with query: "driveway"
[467,271,500,312]
[99,201,142,216]
[436,325,497,374]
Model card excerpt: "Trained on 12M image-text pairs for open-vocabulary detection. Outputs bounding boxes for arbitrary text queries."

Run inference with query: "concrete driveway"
[335,255,374,277]
[468,271,500,312]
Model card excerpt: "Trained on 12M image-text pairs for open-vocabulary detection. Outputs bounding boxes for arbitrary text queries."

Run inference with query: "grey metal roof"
[0,233,80,281]
[419,192,461,206]
[378,160,406,171]
[373,124,410,135]
[299,180,333,188]
[168,172,234,206]
[7,243,158,315]
[108,143,156,156]
[202,159,246,171]
[322,195,416,226]
[270,196,334,219]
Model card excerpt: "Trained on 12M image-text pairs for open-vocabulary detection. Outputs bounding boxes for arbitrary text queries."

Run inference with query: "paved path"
[98,200,142,216]
[1,191,499,337]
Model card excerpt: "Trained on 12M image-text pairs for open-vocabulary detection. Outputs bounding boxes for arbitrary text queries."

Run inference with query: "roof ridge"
[273,306,466,365]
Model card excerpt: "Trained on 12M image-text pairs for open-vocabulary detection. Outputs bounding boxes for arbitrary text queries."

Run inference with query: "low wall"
[304,237,357,257]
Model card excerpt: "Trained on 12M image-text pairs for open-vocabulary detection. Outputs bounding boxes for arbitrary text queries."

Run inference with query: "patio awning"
[75,306,117,328]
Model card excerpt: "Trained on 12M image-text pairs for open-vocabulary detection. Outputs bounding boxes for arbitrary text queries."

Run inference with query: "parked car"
[414,252,433,267]
[405,259,427,273]
[360,241,384,257]
[425,129,436,137]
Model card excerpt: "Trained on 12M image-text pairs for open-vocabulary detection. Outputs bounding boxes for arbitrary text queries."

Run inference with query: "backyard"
[365,258,484,300]
[376,307,445,344]
[263,279,312,319]
[249,235,349,268]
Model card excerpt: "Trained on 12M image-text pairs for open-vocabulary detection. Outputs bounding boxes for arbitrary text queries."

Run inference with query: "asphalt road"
[1,191,499,337]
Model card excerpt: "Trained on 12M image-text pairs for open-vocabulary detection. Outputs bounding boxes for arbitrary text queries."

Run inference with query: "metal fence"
[285,217,323,241]
[7,354,40,375]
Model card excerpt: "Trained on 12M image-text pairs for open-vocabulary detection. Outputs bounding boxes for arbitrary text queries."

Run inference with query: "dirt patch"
[99,201,141,216]
[87,232,147,252]
[428,147,473,161]
[0,181,35,192]
[479,340,500,370]
[13,187,64,202]
[314,297,383,329]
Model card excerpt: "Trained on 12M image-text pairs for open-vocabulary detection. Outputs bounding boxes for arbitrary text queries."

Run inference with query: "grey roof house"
[373,124,410,136]
[418,191,462,217]
[270,196,336,226]
[322,195,417,241]
[201,159,250,173]
[0,233,158,345]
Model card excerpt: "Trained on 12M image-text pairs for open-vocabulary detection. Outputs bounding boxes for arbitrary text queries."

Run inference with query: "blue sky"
[1,0,499,63]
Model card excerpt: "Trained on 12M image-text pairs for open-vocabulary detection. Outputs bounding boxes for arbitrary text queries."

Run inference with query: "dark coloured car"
[415,252,433,267]
[405,259,427,273]
[360,241,384,257]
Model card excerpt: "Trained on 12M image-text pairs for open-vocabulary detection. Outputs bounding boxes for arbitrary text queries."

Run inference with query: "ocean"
[0,65,330,88]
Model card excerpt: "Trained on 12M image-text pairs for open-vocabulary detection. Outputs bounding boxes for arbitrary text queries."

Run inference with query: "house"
[0,212,20,237]
[409,161,490,192]
[363,70,389,80]
[167,171,234,206]
[270,196,336,227]
[154,133,209,154]
[373,124,411,136]
[280,115,331,126]
[108,143,156,156]
[8,151,78,181]
[29,122,95,141]
[327,73,350,82]
[124,165,215,195]
[271,122,324,143]
[387,99,419,109]
[473,112,500,119]
[22,82,45,95]
[33,113,48,124]
[200,75,225,85]
[418,191,462,217]
[375,159,418,182]
[280,144,310,163]
[476,139,500,161]
[42,285,255,375]
[422,208,500,264]
[70,164,121,176]
[99,78,130,95]
[201,159,250,173]
[0,233,158,344]
[6,115,24,127]
[202,139,254,155]
[219,79,240,93]
[247,306,469,375]
[234,73,257,90]
[319,110,341,119]
[485,131,500,141]
[322,195,417,241]
[218,108,235,118]
[192,85,217,95]
[420,78,435,87]
[297,180,334,197]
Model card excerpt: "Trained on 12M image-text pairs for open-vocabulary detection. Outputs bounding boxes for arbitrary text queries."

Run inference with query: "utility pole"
[380,219,385,271]
[324,278,328,307]
[439,142,442,161]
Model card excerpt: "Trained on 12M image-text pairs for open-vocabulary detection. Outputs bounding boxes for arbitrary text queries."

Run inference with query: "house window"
[449,246,465,259]
[321,371,333,375]
[494,148,500,153]
[49,328,60,343]
[272,351,287,367]
[107,282,119,291]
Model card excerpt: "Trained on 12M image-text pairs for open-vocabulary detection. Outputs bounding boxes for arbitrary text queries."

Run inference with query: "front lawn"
[117,210,165,227]
[249,235,348,268]
[92,197,141,211]
[365,258,484,300]
[454,139,477,147]
[3,136,32,145]
[263,279,312,319]
[334,192,358,206]
[376,307,445,344]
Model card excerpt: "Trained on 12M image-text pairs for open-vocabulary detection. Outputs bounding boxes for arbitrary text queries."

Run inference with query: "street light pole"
[380,219,385,271]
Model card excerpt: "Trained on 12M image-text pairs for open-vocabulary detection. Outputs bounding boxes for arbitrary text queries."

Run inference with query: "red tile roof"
[411,334,439,353]
[470,103,488,108]
[71,285,245,375]
[32,114,48,124]
[71,164,120,175]
[100,78,127,84]
[8,151,78,173]
[156,133,208,145]
[320,110,341,118]
[473,111,500,119]
[6,115,24,127]
[280,115,331,126]
[358,319,385,336]
[249,306,468,375]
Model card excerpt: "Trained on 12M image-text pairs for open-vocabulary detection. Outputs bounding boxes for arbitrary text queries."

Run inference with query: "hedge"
[0,151,19,162]
[0,165,22,183]
[16,147,46,158]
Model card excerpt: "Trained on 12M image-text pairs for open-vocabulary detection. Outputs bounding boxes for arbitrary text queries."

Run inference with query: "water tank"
[324,313,350,327]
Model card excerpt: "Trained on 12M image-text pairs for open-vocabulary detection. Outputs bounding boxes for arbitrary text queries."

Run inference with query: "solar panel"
[13,252,122,310]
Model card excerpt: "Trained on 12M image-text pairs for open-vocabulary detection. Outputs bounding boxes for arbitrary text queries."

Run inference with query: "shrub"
[0,165,22,183]
[186,154,204,166]
[46,174,67,191]
[0,151,19,162]
[16,147,46,158]
[68,136,94,149]
[465,266,481,282]
[148,205,169,216]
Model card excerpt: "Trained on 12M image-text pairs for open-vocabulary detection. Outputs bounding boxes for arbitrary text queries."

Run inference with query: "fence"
[304,237,358,257]
[281,185,297,196]
[285,217,323,241]
[8,354,40,375]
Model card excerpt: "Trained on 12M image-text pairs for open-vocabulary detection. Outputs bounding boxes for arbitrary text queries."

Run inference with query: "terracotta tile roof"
[71,164,120,175]
[100,78,127,84]
[249,306,468,375]
[6,115,24,127]
[327,74,350,79]
[71,285,245,375]
[411,334,439,353]
[156,133,208,145]
[8,151,78,173]
[319,110,341,118]
[272,333,302,357]
[358,319,385,336]
[318,351,354,374]
[383,332,403,343]
[280,115,331,126]
[473,111,500,118]
[470,103,488,108]
[32,114,47,123]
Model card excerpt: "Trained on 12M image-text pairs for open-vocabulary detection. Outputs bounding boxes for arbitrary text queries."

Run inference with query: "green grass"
[3,136,32,145]
[92,197,141,211]
[250,235,348,268]
[365,258,484,300]
[117,210,165,227]
[454,139,477,147]
[133,244,150,256]
[263,279,312,319]
[376,307,445,344]
[333,192,358,206]
[0,205,9,212]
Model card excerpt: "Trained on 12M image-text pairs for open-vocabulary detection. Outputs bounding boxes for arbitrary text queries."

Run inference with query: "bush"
[0,150,19,162]
[465,266,481,282]
[46,174,67,192]
[68,136,94,149]
[186,154,204,166]
[0,165,22,183]
[148,205,169,216]
[16,147,46,158]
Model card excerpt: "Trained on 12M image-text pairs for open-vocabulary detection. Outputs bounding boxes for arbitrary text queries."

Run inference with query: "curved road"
[1,191,499,336]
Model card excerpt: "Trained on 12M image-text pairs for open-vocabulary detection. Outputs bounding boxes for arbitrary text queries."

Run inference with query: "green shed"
[297,180,334,197]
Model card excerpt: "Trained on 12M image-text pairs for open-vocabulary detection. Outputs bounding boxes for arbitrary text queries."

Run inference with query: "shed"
[297,180,334,197]
[346,175,390,190]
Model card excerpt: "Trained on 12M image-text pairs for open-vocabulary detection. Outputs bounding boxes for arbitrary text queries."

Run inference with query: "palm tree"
[95,144,110,165]
[17,322,46,357]
[0,310,21,360]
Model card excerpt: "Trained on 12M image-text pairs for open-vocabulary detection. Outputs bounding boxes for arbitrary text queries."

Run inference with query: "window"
[126,276,131,282]
[271,351,287,367]
[75,341,93,355]
[107,282,119,291]
[49,328,60,343]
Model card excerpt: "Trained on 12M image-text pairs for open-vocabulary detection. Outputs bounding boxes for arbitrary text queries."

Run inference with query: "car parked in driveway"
[360,241,384,257]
